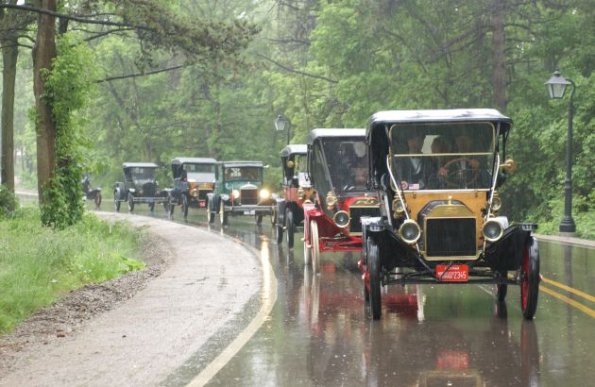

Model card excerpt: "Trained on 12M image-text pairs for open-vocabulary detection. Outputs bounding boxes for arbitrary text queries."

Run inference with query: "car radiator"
[240,188,258,205]
[425,218,476,257]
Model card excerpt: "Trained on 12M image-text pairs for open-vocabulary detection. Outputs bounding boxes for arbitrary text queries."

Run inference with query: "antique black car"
[303,129,380,272]
[166,157,217,219]
[207,160,275,225]
[360,109,539,320]
[113,162,167,213]
[274,144,309,247]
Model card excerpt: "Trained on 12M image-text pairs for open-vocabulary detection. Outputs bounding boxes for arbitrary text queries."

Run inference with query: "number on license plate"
[435,264,469,282]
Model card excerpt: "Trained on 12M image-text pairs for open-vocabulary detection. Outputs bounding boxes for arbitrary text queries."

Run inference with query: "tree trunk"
[491,0,507,112]
[1,35,18,192]
[32,0,57,201]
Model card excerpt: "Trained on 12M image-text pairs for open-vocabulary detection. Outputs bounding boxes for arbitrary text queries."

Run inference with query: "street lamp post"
[545,70,577,234]
[274,114,292,145]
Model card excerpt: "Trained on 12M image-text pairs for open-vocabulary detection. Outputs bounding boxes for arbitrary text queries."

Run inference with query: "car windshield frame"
[389,122,497,191]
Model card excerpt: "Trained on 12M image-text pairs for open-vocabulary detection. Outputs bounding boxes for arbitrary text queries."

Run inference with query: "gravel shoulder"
[0,213,262,386]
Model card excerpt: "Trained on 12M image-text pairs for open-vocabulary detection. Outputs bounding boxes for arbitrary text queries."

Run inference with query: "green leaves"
[39,34,98,228]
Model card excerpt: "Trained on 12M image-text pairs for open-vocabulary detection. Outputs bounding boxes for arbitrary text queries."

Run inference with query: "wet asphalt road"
[116,204,595,386]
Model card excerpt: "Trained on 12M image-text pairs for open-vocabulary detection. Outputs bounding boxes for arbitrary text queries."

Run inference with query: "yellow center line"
[541,276,595,303]
[540,285,595,318]
[187,238,278,387]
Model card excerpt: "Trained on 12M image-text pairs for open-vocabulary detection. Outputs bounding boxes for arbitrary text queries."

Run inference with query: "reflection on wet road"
[144,208,595,386]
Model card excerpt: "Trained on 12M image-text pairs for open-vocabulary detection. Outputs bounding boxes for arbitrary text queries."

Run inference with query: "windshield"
[224,166,262,182]
[183,163,215,173]
[126,167,156,182]
[390,122,495,190]
[182,163,216,182]
[310,138,369,199]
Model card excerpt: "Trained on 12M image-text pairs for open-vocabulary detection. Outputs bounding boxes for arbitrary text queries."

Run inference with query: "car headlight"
[232,189,240,199]
[482,216,508,242]
[333,210,350,228]
[326,191,337,210]
[399,219,421,244]
[259,188,271,200]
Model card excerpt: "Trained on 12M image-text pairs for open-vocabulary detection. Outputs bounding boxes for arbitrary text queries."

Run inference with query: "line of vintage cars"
[112,158,274,224]
[109,108,540,322]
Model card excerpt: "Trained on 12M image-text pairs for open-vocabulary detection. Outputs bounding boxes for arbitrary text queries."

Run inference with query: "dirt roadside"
[0,213,262,386]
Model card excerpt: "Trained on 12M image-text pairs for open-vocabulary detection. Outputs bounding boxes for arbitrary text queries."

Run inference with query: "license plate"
[244,210,255,215]
[436,264,469,282]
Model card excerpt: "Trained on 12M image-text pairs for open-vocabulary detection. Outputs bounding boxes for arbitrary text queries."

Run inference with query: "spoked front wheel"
[303,221,311,266]
[520,236,540,320]
[220,200,228,225]
[367,237,382,320]
[310,220,320,273]
[127,194,135,212]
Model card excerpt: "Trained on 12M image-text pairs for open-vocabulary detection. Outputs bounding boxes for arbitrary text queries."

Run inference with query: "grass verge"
[0,207,145,334]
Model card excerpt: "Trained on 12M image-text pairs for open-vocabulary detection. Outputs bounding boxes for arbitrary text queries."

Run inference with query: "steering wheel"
[440,157,479,188]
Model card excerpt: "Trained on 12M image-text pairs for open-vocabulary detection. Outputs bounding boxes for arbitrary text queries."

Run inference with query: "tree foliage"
[2,0,593,237]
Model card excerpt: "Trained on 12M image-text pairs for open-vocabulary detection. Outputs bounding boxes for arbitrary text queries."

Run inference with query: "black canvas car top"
[280,144,307,158]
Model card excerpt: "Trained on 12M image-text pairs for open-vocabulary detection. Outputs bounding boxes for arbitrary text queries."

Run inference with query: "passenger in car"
[395,131,438,190]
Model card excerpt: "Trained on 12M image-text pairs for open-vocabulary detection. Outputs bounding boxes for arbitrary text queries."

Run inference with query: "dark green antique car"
[207,160,275,225]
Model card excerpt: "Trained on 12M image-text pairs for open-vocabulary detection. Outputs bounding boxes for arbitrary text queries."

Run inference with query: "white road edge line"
[187,239,278,386]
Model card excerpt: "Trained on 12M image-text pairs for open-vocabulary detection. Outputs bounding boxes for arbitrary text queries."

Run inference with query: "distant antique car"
[303,129,380,272]
[113,162,167,213]
[166,157,217,219]
[274,144,310,247]
[207,160,274,225]
[361,109,539,320]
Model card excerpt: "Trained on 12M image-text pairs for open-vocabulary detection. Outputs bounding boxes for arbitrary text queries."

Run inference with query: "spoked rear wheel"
[276,210,284,244]
[520,236,540,320]
[367,237,382,320]
[94,192,102,209]
[182,195,189,218]
[285,209,295,248]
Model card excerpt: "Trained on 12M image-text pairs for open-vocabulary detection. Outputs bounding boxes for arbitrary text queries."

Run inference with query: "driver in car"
[437,133,490,188]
